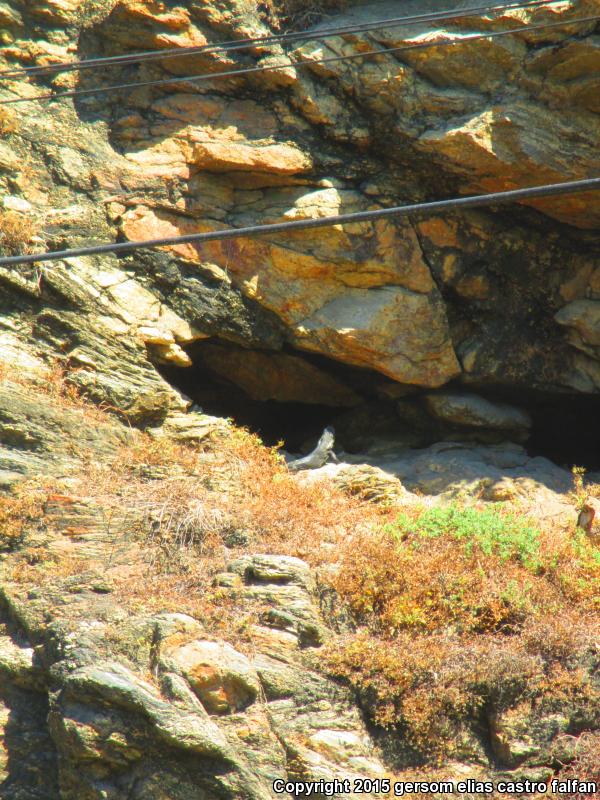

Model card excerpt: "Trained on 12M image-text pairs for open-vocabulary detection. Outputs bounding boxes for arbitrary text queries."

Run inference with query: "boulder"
[163,640,261,715]
[424,392,531,433]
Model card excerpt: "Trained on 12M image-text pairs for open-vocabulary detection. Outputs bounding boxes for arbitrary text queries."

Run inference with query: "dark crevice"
[156,338,600,469]
[481,385,600,471]
[158,354,347,451]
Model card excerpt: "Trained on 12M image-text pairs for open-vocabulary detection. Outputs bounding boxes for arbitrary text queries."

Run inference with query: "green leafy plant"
[323,499,600,764]
[386,504,542,572]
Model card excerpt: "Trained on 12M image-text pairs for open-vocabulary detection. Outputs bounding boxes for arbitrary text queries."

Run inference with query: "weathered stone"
[307,440,572,505]
[301,462,409,506]
[0,636,45,691]
[489,704,571,769]
[0,2,599,795]
[0,381,131,484]
[117,204,458,387]
[291,284,460,387]
[195,343,361,406]
[154,409,230,444]
[228,554,314,591]
[2,0,599,404]
[192,140,312,175]
[555,299,600,349]
[162,640,261,714]
[59,661,234,758]
[424,392,531,432]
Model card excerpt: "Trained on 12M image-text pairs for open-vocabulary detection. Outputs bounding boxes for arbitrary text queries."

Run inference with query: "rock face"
[163,638,261,713]
[305,439,573,504]
[424,392,532,437]
[0,0,598,408]
[0,499,389,800]
[0,466,593,799]
[0,2,600,796]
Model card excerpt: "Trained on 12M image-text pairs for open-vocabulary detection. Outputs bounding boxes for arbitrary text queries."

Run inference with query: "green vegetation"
[2,366,598,783]
[324,501,600,763]
[387,504,542,571]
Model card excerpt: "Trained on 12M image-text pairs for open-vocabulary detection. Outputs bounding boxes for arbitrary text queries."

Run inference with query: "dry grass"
[320,502,600,761]
[255,0,348,30]
[328,505,600,636]
[111,571,265,651]
[0,483,46,550]
[0,108,17,135]
[114,433,380,644]
[0,359,123,426]
[2,424,384,641]
[216,429,384,560]
[555,732,600,797]
[7,551,91,585]
[82,426,385,565]
[0,210,38,255]
[42,361,101,411]
[322,631,543,761]
[1,376,599,769]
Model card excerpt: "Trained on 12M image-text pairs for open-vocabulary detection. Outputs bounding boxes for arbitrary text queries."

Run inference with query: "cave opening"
[165,366,344,453]
[524,392,600,472]
[156,342,354,452]
[462,384,600,472]
[155,340,600,471]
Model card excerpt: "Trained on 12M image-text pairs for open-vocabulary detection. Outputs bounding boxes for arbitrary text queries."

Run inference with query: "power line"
[0,0,556,79]
[1,13,597,107]
[2,178,598,268]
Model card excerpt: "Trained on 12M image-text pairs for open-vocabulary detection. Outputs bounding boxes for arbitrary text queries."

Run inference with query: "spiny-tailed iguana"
[287,426,338,472]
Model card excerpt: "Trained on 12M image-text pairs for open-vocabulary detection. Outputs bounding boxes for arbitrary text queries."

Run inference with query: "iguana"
[287,426,339,472]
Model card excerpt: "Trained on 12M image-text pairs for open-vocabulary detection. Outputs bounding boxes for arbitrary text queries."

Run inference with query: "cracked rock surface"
[0,1,599,797]
[0,0,599,397]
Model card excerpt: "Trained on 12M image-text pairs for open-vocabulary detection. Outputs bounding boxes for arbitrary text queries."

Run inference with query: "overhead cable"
[1,177,599,268]
[1,14,597,107]
[0,0,558,79]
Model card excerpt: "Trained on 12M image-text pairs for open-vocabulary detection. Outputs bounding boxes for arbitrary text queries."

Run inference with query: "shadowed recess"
[156,339,600,468]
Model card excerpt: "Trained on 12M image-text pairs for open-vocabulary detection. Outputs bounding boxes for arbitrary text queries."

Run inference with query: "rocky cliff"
[0,0,600,797]
[1,0,600,418]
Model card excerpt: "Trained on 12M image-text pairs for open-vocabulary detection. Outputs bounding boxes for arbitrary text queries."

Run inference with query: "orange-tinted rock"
[164,640,260,715]
[120,203,458,387]
[196,344,361,406]
[192,140,312,175]
[417,218,461,249]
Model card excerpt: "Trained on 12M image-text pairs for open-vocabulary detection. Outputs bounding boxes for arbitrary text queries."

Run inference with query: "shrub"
[555,732,600,798]
[330,505,553,637]
[2,373,597,771]
[323,500,600,764]
[0,485,45,550]
[570,465,588,509]
[331,502,600,638]
[0,210,38,255]
[387,504,543,571]
[322,630,541,761]
[207,427,383,561]
[44,423,384,638]
[544,527,600,607]
[0,108,17,135]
